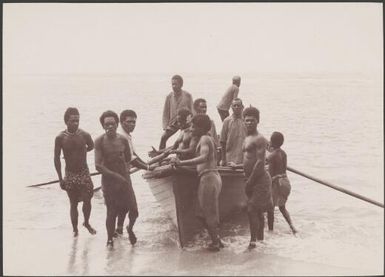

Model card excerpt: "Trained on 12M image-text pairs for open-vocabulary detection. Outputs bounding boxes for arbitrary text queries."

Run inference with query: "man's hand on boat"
[169,156,181,167]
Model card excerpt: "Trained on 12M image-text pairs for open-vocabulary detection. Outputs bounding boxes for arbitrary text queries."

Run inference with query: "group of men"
[54,74,296,251]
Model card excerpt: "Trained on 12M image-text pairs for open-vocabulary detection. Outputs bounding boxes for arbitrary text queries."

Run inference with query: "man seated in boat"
[242,106,273,250]
[170,114,224,252]
[159,74,193,150]
[149,108,198,161]
[169,108,199,160]
[94,110,137,248]
[220,98,247,167]
[266,131,297,234]
[54,107,97,237]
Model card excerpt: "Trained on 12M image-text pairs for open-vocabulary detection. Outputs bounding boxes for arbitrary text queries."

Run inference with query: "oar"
[28,167,140,188]
[217,163,383,208]
[287,166,384,208]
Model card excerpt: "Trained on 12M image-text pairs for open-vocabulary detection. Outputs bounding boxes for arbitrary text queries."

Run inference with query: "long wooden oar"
[287,166,384,208]
[28,167,140,188]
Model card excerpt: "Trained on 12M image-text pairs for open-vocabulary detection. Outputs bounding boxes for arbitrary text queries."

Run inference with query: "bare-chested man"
[94,110,137,248]
[54,107,96,237]
[169,108,199,160]
[170,114,224,252]
[242,107,273,250]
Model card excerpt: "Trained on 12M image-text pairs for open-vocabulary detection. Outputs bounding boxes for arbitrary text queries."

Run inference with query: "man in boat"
[114,109,153,239]
[216,76,241,121]
[54,107,97,237]
[159,75,193,150]
[193,98,219,147]
[266,131,297,234]
[242,106,273,249]
[220,98,247,167]
[168,108,198,160]
[94,110,137,248]
[170,114,224,252]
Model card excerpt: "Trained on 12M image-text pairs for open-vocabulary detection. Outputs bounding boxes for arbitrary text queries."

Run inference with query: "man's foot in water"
[73,229,79,237]
[290,226,298,235]
[248,241,257,250]
[207,242,221,252]
[83,223,97,235]
[113,227,123,238]
[126,226,137,245]
[106,240,114,249]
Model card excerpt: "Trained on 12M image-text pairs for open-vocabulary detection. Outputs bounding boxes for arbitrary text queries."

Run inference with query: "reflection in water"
[67,237,79,274]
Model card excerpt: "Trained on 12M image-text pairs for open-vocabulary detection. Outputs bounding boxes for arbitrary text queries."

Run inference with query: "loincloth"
[102,177,137,213]
[195,170,222,227]
[64,167,94,202]
[247,171,273,212]
[271,174,291,207]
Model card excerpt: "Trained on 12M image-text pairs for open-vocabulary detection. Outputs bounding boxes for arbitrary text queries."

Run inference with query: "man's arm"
[85,132,94,152]
[173,135,198,156]
[219,120,228,165]
[94,138,127,185]
[162,94,171,130]
[54,136,65,189]
[176,137,209,167]
[233,86,239,100]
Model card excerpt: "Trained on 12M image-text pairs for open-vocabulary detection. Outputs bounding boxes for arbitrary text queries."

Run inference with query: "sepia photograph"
[2,2,384,275]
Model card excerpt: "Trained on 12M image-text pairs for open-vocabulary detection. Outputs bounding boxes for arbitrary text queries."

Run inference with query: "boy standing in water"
[242,107,273,249]
[54,107,97,237]
[266,132,297,234]
[170,114,224,251]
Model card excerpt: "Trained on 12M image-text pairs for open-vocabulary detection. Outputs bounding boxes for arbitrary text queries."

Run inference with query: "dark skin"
[54,114,96,237]
[169,114,199,160]
[115,115,154,237]
[266,142,297,234]
[95,116,135,247]
[242,115,268,248]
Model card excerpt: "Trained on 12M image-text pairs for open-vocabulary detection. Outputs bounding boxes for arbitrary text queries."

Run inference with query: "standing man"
[217,76,241,121]
[242,107,273,250]
[170,114,224,252]
[220,98,247,166]
[54,107,97,237]
[114,109,151,238]
[94,110,137,248]
[159,74,193,150]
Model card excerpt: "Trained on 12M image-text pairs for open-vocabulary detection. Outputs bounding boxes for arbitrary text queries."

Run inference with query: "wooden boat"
[142,164,247,247]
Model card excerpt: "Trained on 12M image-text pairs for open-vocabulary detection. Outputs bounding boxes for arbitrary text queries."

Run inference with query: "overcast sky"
[3,3,383,75]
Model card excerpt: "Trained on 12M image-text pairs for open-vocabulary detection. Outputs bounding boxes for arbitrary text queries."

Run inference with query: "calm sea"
[3,72,384,275]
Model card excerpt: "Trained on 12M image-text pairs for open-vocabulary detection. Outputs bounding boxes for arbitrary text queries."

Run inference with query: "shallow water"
[3,73,384,275]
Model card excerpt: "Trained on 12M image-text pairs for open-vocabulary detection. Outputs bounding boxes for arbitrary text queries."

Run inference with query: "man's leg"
[69,199,79,237]
[82,200,96,234]
[279,205,297,234]
[114,212,126,237]
[247,209,258,248]
[256,209,265,241]
[106,203,118,247]
[159,128,178,150]
[267,208,274,231]
[217,109,229,122]
[126,209,138,245]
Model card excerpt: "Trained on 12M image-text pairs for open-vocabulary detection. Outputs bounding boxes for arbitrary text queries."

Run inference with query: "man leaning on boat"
[170,114,225,252]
